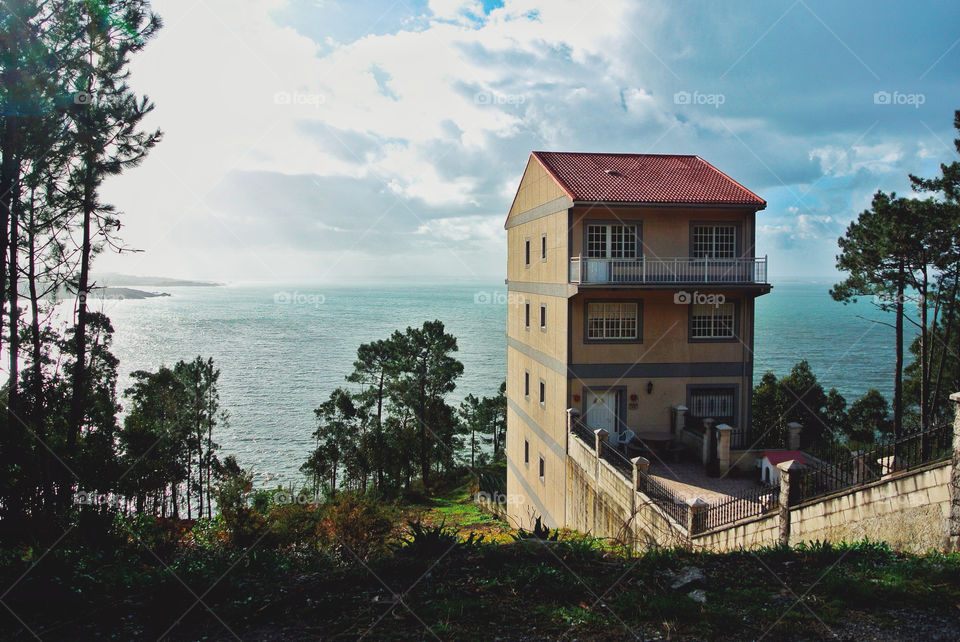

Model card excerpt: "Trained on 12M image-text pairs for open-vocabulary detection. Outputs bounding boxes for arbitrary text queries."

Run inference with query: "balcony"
[569,255,768,286]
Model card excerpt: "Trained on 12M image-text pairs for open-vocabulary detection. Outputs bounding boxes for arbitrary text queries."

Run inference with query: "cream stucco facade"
[504,152,770,529]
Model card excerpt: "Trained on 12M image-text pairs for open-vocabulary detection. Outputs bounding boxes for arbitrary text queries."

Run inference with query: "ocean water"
[101,280,907,486]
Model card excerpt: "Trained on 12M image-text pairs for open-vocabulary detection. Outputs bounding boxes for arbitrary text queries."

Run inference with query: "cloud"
[96,0,960,281]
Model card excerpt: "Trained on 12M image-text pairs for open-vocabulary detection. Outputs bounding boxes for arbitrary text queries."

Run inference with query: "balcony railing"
[569,255,768,285]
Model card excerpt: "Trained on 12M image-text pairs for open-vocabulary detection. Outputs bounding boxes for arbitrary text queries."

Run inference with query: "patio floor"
[647,461,764,503]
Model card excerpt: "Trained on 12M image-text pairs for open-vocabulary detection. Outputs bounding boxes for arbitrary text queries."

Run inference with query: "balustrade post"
[716,424,733,474]
[673,404,687,435]
[631,456,649,492]
[787,422,803,450]
[687,497,708,537]
[777,459,805,546]
[702,418,715,465]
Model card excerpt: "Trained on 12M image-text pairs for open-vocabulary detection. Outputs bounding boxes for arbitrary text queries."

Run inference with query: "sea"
[99,279,909,487]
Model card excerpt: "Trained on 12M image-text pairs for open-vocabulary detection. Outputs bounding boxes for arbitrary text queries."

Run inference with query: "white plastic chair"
[615,429,636,451]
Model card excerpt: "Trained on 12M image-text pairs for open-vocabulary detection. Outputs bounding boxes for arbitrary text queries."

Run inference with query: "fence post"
[852,450,866,485]
[716,424,733,474]
[777,459,805,546]
[567,407,580,454]
[594,429,608,479]
[674,405,688,435]
[949,392,960,548]
[702,418,715,465]
[687,497,708,539]
[787,422,803,450]
[631,456,649,492]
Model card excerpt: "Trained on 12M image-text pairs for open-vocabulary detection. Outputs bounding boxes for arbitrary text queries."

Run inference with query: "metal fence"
[571,419,596,451]
[699,485,779,532]
[637,470,690,526]
[800,423,953,502]
[599,439,633,479]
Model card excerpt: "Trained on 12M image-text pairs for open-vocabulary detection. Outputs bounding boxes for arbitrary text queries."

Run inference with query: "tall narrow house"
[504,151,770,528]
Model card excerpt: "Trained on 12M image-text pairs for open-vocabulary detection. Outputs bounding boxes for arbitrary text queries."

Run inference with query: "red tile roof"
[762,451,806,466]
[531,151,766,208]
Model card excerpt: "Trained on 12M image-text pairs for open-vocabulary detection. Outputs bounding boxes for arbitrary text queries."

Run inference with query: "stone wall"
[790,462,951,553]
[566,434,687,548]
[566,423,958,553]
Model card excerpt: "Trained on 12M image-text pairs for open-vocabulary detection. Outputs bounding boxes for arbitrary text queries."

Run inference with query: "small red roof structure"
[762,450,806,466]
[530,151,767,208]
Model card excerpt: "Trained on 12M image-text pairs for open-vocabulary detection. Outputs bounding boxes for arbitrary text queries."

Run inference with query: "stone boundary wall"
[790,462,951,553]
[566,423,958,553]
[566,434,687,548]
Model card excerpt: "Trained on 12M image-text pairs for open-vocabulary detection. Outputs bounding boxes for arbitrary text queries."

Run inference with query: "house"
[503,151,771,529]
[761,450,806,486]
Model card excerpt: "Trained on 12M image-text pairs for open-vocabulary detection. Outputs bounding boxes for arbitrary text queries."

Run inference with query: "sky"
[96,0,960,283]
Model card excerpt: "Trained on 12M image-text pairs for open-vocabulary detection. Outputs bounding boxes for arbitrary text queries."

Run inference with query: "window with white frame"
[586,224,638,259]
[691,303,735,339]
[586,302,639,340]
[689,388,735,426]
[692,224,736,258]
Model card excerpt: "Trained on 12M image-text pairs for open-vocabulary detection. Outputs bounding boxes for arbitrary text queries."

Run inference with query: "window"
[691,302,735,339]
[689,388,735,426]
[524,302,530,329]
[692,224,736,258]
[541,234,547,260]
[538,456,545,481]
[539,380,546,405]
[539,305,546,330]
[524,440,530,464]
[525,239,531,266]
[586,224,638,259]
[524,372,530,398]
[587,302,639,340]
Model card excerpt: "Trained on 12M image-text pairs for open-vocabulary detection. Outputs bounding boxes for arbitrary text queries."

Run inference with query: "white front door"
[584,390,618,434]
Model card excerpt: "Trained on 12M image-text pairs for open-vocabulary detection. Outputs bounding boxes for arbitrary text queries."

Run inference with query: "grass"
[2,504,959,640]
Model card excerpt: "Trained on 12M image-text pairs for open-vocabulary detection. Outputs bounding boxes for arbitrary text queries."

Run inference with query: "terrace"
[569,255,768,286]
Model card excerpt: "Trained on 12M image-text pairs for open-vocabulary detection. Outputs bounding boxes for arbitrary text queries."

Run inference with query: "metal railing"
[699,485,779,532]
[799,423,953,502]
[569,255,768,285]
[599,439,633,479]
[571,419,596,451]
[637,470,690,527]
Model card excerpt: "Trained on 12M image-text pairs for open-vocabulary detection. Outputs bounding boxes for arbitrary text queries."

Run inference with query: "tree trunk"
[932,272,960,420]
[8,190,21,430]
[920,265,929,430]
[894,268,904,440]
[0,115,20,368]
[67,162,94,462]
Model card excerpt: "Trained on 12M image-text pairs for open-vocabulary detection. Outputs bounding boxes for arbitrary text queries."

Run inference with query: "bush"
[393,518,484,558]
[267,503,324,549]
[318,492,396,561]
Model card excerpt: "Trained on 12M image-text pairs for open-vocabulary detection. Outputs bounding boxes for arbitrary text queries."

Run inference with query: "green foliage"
[212,456,265,548]
[846,388,893,442]
[317,491,396,561]
[304,320,467,497]
[394,518,484,558]
[512,516,560,541]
